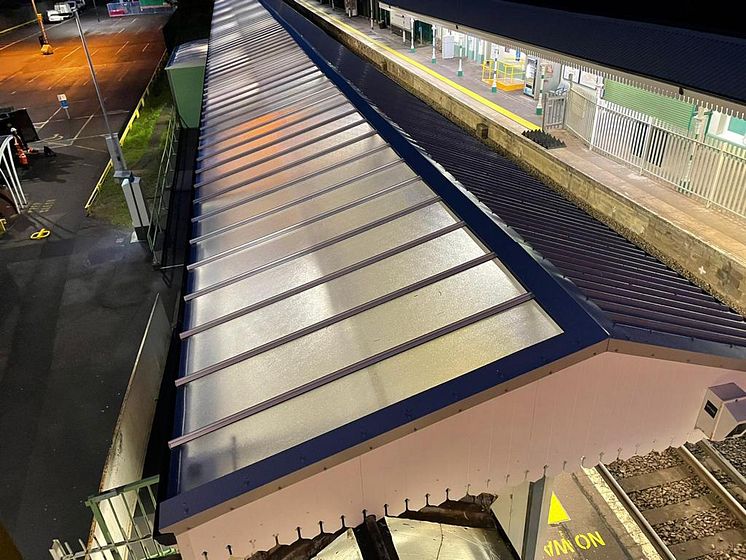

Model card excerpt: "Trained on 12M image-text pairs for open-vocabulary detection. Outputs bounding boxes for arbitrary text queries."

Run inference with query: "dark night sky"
[506,0,744,38]
[0,0,742,38]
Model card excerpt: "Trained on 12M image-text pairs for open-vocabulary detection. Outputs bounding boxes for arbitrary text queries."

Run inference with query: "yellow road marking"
[297,0,539,130]
[30,227,51,240]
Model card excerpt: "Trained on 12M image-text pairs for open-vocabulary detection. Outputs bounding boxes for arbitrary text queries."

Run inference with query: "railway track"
[599,446,746,560]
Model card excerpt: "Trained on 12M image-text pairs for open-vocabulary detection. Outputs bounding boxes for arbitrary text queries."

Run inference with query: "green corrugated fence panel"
[604,80,696,130]
[728,117,746,135]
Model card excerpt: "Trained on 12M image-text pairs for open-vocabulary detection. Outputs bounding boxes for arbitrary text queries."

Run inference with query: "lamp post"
[73,9,150,240]
[29,0,53,54]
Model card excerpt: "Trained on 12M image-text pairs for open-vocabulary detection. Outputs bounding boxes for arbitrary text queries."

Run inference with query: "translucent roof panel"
[162,0,609,528]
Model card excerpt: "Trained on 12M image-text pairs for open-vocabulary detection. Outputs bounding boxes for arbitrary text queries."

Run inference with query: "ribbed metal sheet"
[288,7,746,351]
[172,0,568,495]
[387,0,746,107]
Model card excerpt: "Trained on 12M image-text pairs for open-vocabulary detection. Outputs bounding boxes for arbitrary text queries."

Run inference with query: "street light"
[73,9,150,240]
[73,8,126,174]
[29,0,53,54]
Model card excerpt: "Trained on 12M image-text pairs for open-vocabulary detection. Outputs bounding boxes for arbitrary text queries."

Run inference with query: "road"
[1,11,168,154]
[0,10,178,559]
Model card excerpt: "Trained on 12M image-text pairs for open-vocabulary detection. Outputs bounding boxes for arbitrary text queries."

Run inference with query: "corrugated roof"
[386,0,746,108]
[277,0,746,356]
[161,0,608,527]
[166,38,208,68]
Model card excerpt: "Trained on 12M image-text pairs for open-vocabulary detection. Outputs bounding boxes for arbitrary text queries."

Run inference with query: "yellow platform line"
[297,0,540,131]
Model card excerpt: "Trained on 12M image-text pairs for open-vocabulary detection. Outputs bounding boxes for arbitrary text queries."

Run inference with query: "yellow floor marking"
[583,467,662,560]
[548,491,571,525]
[297,0,540,131]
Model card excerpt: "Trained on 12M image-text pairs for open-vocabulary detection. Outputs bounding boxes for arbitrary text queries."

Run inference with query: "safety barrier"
[107,2,173,17]
[49,476,177,560]
[565,87,746,220]
[84,50,169,214]
[146,108,179,263]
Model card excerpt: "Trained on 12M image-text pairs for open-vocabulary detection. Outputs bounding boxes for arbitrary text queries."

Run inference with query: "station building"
[153,1,746,558]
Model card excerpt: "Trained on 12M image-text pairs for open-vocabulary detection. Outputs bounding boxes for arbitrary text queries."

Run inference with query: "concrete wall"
[294,1,746,314]
[169,351,746,559]
[87,295,171,548]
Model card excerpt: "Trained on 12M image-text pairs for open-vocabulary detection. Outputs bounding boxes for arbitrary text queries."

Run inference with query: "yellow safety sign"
[547,492,570,525]
[30,227,51,240]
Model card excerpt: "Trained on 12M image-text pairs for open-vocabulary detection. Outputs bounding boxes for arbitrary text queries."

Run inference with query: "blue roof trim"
[159,331,599,528]
[260,0,608,344]
[158,0,610,530]
[281,5,746,361]
[386,0,746,105]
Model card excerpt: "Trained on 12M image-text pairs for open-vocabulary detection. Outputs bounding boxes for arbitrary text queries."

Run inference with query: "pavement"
[0,10,180,560]
[542,471,650,560]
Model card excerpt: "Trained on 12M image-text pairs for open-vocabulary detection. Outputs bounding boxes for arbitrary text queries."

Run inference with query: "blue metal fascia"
[260,0,608,344]
[612,324,746,361]
[158,0,609,530]
[158,332,597,529]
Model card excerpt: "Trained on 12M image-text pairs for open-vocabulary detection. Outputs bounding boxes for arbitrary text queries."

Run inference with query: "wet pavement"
[0,10,178,559]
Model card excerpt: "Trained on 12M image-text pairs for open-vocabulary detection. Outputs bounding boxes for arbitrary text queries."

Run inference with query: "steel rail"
[595,463,677,560]
[679,444,746,526]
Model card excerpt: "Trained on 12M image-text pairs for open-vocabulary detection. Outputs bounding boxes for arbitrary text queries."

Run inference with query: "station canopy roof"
[160,0,746,535]
[381,0,746,113]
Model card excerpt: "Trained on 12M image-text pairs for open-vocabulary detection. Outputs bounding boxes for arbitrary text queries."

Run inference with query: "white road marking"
[26,73,40,84]
[118,27,126,34]
[142,43,149,52]
[74,114,95,141]
[115,40,129,55]
[37,107,63,130]
[47,70,71,90]
[60,45,81,61]
[0,19,70,51]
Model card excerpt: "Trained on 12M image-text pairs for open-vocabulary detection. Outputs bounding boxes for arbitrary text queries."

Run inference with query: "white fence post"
[558,90,746,220]
[638,116,653,175]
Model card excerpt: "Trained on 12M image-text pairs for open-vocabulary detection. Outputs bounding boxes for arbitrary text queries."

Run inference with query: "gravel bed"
[607,448,683,479]
[690,543,746,560]
[713,439,746,475]
[653,508,742,545]
[628,477,710,510]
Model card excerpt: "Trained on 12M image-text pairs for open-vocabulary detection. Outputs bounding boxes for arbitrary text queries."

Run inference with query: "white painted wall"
[172,351,746,559]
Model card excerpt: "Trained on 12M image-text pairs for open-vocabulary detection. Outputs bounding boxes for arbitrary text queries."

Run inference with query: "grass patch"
[90,71,174,228]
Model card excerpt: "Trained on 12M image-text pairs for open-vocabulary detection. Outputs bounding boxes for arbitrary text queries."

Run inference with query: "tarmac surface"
[0,10,177,559]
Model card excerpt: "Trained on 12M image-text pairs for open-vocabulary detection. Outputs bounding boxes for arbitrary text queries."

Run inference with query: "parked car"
[46,0,85,22]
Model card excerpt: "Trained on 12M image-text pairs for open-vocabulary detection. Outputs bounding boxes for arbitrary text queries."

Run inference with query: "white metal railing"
[565,88,746,220]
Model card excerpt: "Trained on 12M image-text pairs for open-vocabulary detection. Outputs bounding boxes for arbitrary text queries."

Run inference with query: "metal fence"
[49,477,177,560]
[106,2,174,17]
[146,109,180,265]
[564,87,746,220]
[541,93,567,130]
